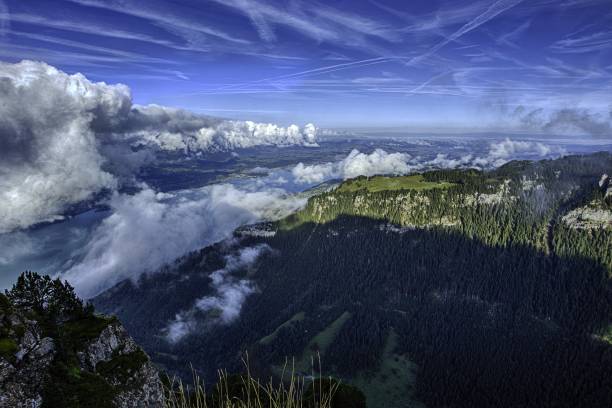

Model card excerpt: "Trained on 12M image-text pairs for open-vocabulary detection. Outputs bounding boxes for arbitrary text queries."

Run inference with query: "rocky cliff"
[0,272,163,408]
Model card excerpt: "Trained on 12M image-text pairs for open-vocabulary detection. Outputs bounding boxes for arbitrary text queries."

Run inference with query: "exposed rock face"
[562,174,612,230]
[1,304,163,408]
[78,323,139,369]
[307,178,515,227]
[562,205,612,229]
[78,323,164,408]
[0,316,55,408]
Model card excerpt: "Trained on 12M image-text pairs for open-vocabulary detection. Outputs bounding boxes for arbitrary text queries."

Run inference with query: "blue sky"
[1,0,611,129]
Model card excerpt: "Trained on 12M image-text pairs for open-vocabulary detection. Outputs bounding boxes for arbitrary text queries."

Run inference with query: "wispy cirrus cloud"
[551,30,612,54]
[8,30,174,65]
[188,0,527,97]
[495,19,531,48]
[211,0,338,43]
[3,12,200,51]
[376,0,489,37]
[66,0,251,45]
[311,4,403,42]
[209,0,402,53]
[0,0,9,36]
[2,4,309,64]
[405,0,526,65]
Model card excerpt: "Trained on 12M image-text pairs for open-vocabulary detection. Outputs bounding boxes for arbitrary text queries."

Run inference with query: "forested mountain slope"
[95,152,612,408]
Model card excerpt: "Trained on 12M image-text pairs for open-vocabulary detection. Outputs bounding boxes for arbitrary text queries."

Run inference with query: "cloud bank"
[129,104,318,152]
[165,244,270,343]
[513,106,612,138]
[292,149,414,183]
[428,139,566,170]
[60,184,304,297]
[291,139,566,184]
[0,60,318,233]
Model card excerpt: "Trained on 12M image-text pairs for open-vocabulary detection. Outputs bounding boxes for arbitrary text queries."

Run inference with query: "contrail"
[186,57,393,95]
[192,0,525,95]
[407,71,453,95]
[244,4,276,42]
[401,0,525,93]
[406,0,526,64]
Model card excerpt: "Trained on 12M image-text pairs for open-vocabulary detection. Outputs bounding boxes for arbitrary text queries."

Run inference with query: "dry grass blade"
[163,355,338,408]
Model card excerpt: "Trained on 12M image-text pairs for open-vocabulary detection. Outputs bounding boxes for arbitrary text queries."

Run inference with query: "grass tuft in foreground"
[163,357,363,408]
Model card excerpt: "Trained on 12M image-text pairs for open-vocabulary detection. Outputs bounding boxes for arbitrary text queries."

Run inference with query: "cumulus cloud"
[291,162,335,184]
[0,60,127,233]
[0,60,318,233]
[292,149,413,183]
[59,184,304,297]
[165,244,270,343]
[128,104,318,152]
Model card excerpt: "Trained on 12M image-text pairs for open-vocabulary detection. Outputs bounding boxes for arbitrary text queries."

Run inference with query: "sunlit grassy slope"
[335,174,454,193]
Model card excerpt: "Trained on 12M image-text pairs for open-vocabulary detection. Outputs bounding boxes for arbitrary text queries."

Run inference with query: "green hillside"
[335,174,454,193]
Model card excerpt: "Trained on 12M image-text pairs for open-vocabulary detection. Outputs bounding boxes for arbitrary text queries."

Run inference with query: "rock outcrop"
[0,316,55,407]
[561,174,612,230]
[0,273,164,408]
[78,323,164,408]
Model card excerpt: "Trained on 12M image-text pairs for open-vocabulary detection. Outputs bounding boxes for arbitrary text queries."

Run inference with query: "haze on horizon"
[0,0,611,133]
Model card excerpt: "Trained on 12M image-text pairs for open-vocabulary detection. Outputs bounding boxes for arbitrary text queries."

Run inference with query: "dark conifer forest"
[95,152,612,408]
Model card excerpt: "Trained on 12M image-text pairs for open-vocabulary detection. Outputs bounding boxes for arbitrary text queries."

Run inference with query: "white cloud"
[291,162,335,184]
[473,138,566,168]
[190,120,319,151]
[291,140,566,185]
[129,104,319,152]
[424,139,565,169]
[341,149,411,178]
[0,60,127,233]
[165,244,270,343]
[292,149,413,183]
[151,131,187,151]
[0,60,319,233]
[60,184,305,298]
[426,153,474,169]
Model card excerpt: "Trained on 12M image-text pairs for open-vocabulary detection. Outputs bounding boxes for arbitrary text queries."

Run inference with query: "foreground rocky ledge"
[0,272,163,408]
